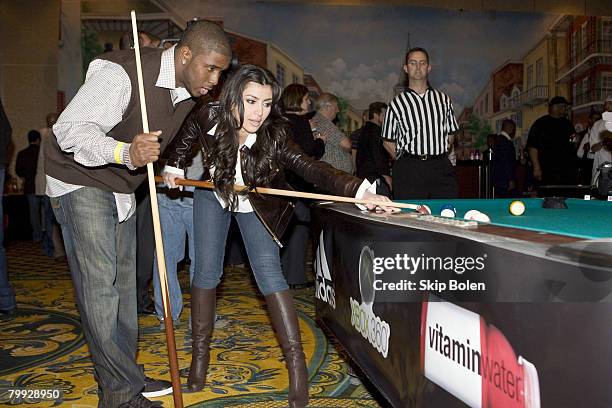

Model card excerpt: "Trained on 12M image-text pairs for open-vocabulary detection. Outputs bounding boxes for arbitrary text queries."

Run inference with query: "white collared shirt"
[164,124,258,213]
[211,125,258,213]
[47,45,190,222]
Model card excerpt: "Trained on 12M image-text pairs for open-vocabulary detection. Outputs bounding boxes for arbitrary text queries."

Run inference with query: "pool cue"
[131,11,183,408]
[153,176,419,210]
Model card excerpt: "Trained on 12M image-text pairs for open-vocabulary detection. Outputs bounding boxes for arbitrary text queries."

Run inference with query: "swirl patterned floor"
[0,241,382,407]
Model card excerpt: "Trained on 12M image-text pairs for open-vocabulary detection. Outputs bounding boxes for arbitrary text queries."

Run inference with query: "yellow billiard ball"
[509,200,525,216]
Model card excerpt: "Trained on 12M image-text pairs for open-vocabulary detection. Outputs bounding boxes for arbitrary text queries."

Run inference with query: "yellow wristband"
[114,142,125,164]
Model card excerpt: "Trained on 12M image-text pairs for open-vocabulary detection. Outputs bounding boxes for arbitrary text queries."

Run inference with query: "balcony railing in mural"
[573,88,612,107]
[500,95,522,111]
[557,40,612,81]
[519,85,548,107]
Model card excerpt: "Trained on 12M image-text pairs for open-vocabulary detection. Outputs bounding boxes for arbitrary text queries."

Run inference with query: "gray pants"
[52,187,144,407]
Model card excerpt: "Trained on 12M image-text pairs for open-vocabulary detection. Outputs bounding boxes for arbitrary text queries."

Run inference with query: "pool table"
[312,199,612,408]
[405,198,611,240]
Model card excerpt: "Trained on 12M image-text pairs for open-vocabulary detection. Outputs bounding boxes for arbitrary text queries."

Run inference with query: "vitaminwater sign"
[421,294,541,408]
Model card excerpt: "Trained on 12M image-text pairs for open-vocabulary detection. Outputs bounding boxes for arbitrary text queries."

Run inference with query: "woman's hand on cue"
[161,171,185,191]
[362,190,400,213]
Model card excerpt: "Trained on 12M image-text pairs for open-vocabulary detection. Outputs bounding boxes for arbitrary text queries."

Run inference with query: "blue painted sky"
[200,1,558,113]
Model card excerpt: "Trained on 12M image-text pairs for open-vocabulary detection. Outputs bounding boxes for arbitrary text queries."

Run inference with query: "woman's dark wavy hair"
[210,64,288,210]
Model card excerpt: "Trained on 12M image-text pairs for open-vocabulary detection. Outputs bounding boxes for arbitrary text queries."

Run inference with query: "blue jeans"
[26,194,43,241]
[153,191,195,321]
[51,187,144,407]
[41,196,55,257]
[192,189,288,295]
[0,165,15,312]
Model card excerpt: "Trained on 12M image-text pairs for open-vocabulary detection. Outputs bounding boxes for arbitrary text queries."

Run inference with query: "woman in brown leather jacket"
[162,64,394,408]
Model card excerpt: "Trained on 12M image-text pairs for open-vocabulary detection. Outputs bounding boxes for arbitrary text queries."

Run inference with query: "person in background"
[382,47,459,199]
[311,93,353,175]
[138,31,161,48]
[492,119,518,197]
[279,84,325,289]
[527,96,577,186]
[350,109,369,170]
[588,96,612,185]
[38,113,65,259]
[355,102,391,197]
[153,146,203,329]
[0,98,15,315]
[576,111,600,185]
[16,130,43,242]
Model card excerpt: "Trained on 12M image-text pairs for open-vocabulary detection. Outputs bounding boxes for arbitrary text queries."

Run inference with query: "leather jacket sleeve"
[164,102,219,169]
[279,137,363,197]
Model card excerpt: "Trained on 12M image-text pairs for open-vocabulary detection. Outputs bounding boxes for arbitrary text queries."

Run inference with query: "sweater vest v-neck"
[45,47,195,193]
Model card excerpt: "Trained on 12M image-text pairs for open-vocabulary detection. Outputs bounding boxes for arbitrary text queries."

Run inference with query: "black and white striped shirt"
[382,87,458,157]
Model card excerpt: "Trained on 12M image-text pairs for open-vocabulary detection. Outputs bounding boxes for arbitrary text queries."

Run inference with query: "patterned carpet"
[0,241,382,407]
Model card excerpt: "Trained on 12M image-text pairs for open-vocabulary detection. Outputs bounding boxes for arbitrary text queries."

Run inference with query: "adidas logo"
[315,230,336,309]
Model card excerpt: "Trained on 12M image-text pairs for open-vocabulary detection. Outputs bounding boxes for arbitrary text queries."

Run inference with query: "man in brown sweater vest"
[45,21,231,408]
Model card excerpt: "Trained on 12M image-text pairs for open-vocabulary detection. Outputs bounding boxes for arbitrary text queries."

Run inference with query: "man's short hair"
[368,102,387,120]
[406,47,430,65]
[28,130,41,143]
[548,95,569,107]
[177,20,231,57]
[501,119,515,132]
[315,93,338,111]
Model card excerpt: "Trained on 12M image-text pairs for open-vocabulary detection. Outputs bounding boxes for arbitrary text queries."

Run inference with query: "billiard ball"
[471,211,491,223]
[417,204,431,215]
[464,209,480,220]
[439,204,456,218]
[509,200,525,216]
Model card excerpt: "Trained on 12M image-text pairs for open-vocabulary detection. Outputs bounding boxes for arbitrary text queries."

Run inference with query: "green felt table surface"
[398,198,612,240]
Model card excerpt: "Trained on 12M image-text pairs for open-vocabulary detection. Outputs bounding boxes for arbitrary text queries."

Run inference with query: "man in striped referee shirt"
[382,47,459,199]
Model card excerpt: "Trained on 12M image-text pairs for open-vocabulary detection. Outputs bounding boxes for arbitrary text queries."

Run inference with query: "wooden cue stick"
[153,176,419,210]
[130,11,183,408]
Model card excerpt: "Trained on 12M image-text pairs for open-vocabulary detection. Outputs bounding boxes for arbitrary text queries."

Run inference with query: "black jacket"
[165,102,363,245]
[491,134,516,190]
[0,99,11,165]
[355,121,390,182]
[16,144,40,194]
[284,112,325,192]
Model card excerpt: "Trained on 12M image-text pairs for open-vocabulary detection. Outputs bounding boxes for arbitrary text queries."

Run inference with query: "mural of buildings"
[489,62,523,136]
[455,106,475,160]
[472,77,494,121]
[393,33,411,96]
[515,33,570,139]
[303,73,323,101]
[226,30,305,87]
[461,61,523,159]
[466,30,570,154]
[345,105,365,134]
[552,15,612,125]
